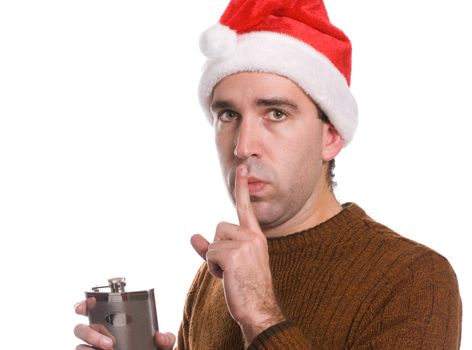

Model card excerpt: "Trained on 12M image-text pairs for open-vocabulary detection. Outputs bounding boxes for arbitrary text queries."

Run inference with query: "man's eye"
[218,110,239,122]
[267,109,287,121]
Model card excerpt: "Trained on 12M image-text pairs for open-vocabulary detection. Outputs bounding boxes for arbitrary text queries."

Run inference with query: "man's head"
[198,0,358,233]
[211,72,343,231]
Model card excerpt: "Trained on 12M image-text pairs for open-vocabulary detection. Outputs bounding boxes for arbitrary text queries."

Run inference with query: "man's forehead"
[214,71,296,89]
[210,97,300,112]
[210,72,306,106]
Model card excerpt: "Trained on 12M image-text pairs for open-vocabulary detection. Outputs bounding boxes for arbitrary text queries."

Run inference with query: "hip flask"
[85,277,158,350]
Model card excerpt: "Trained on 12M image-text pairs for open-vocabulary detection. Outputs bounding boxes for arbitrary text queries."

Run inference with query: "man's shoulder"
[348,203,457,283]
[340,205,462,348]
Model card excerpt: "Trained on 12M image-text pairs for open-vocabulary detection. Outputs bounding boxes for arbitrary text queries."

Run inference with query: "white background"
[0,0,470,348]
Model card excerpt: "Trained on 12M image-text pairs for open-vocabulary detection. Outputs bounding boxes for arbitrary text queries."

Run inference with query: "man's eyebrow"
[210,98,300,112]
[210,100,234,112]
[256,98,299,111]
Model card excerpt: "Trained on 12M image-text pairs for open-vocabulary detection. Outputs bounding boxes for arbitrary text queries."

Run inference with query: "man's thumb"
[190,234,210,261]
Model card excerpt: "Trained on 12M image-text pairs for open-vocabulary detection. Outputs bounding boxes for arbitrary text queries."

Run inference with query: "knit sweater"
[176,203,462,349]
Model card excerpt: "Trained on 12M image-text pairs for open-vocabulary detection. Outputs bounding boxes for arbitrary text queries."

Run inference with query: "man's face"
[211,72,331,232]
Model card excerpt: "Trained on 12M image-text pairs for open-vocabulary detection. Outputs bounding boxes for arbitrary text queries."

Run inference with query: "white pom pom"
[199,23,237,59]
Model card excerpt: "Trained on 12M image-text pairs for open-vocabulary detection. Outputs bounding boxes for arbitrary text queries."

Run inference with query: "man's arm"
[176,262,208,350]
[243,250,461,350]
[352,252,461,349]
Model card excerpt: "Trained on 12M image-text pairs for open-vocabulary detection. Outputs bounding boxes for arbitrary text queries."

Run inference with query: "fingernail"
[240,165,248,176]
[101,337,113,349]
[74,303,81,313]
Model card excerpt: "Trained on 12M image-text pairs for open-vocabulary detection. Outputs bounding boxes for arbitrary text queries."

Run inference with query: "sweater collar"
[267,202,366,254]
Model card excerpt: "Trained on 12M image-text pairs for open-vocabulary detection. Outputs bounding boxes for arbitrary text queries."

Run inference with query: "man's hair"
[316,106,337,190]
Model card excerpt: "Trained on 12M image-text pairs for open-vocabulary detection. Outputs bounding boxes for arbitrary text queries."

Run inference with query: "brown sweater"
[177,203,462,349]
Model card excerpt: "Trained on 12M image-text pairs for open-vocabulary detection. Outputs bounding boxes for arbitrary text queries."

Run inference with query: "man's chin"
[252,202,283,227]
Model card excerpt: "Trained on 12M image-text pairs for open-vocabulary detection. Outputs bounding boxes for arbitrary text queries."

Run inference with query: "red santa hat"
[198,0,358,144]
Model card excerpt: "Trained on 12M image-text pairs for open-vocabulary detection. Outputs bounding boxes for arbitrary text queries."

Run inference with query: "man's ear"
[322,123,344,161]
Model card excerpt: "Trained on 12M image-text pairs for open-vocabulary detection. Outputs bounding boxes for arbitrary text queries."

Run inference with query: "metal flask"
[85,277,158,350]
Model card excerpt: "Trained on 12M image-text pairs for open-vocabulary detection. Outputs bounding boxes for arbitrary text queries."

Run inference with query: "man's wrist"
[240,309,286,347]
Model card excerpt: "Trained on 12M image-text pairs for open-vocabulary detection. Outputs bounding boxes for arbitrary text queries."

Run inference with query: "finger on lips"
[235,164,260,232]
[191,164,264,280]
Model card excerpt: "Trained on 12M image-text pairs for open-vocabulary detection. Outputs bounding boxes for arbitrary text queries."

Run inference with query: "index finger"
[235,164,260,232]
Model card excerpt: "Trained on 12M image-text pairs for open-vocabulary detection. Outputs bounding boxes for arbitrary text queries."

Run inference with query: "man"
[74,0,462,349]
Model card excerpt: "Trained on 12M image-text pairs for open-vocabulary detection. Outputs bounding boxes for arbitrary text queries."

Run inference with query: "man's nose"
[233,118,262,160]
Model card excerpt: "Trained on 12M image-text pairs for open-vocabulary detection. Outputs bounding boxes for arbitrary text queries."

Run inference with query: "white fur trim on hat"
[198,30,358,145]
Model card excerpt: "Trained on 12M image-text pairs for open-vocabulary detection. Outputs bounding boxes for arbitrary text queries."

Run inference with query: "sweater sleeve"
[176,263,207,350]
[247,320,313,350]
[353,252,462,349]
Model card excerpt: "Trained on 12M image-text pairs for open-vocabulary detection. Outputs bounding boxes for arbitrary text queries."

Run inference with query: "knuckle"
[239,240,250,252]
[206,248,219,264]
[205,249,213,260]
[253,233,267,247]
[237,202,249,213]
[229,254,238,267]
[216,221,226,233]
[238,239,255,254]
[215,221,234,240]
[228,249,240,264]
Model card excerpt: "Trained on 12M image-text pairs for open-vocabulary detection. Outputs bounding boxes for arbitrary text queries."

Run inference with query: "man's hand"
[73,299,175,350]
[191,164,285,345]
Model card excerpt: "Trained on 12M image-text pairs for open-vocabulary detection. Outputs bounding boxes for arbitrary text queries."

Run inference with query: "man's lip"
[246,176,269,194]
[248,182,267,194]
[247,176,267,184]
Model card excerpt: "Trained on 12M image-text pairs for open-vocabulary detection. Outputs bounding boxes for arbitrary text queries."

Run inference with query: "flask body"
[85,289,158,350]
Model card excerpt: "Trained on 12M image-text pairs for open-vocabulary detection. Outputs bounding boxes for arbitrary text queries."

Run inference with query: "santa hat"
[198,0,358,144]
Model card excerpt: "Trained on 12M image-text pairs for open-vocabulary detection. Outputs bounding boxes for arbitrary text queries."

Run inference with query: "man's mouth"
[247,176,268,195]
